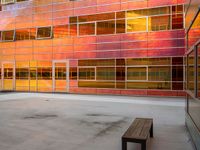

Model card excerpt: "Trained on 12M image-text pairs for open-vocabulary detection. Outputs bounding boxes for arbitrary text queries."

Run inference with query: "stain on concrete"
[94,119,127,137]
[24,114,58,119]
[86,113,115,117]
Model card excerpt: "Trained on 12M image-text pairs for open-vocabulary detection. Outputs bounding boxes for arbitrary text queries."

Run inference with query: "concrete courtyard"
[0,93,194,150]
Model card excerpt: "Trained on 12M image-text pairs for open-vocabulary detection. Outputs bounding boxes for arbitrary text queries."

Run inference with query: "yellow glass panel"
[38,80,52,92]
[30,61,37,67]
[16,80,29,91]
[127,58,148,66]
[127,18,147,32]
[3,79,13,90]
[78,81,115,88]
[37,61,52,67]
[78,59,115,66]
[16,61,29,68]
[127,82,147,89]
[148,82,171,90]
[127,9,149,18]
[30,80,37,92]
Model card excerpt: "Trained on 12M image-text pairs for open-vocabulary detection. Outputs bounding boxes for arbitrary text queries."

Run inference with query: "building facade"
[185,0,200,149]
[0,0,185,96]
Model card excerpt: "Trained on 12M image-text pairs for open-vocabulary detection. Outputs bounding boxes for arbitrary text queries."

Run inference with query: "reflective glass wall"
[185,0,200,149]
[0,0,185,96]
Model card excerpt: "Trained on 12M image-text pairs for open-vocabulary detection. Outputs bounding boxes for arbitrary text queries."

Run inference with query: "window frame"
[36,26,53,40]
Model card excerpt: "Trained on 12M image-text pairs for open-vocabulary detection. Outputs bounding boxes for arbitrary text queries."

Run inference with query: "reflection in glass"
[148,15,171,31]
[127,18,147,32]
[53,25,69,38]
[79,23,95,36]
[187,51,195,93]
[97,21,115,35]
[2,30,15,41]
[148,66,171,81]
[16,29,31,41]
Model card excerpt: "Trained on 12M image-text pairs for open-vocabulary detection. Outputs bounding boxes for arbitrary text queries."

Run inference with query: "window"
[127,9,149,18]
[149,7,170,16]
[127,18,147,32]
[79,68,95,80]
[37,27,52,39]
[70,24,77,36]
[37,68,52,80]
[16,29,31,41]
[1,30,15,41]
[187,51,195,93]
[53,25,69,38]
[116,67,125,81]
[79,23,95,36]
[78,12,115,23]
[30,28,36,40]
[30,68,37,80]
[127,67,147,80]
[116,19,126,33]
[148,15,171,31]
[55,67,66,80]
[172,5,183,14]
[4,68,13,79]
[70,67,77,80]
[16,68,29,79]
[148,66,171,81]
[172,14,184,29]
[97,21,115,35]
[96,67,115,80]
[78,59,115,66]
[69,16,78,24]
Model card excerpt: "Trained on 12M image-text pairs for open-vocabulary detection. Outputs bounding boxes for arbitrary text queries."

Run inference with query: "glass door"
[2,62,15,91]
[53,60,69,92]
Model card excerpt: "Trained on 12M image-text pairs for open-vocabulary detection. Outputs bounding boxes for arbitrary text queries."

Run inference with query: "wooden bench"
[122,118,153,150]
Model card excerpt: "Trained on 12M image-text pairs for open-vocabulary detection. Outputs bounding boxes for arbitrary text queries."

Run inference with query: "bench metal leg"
[141,142,146,150]
[122,139,127,150]
[150,123,153,138]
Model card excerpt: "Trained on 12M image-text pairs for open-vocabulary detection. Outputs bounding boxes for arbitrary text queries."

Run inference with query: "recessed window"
[37,27,52,39]
[1,30,15,41]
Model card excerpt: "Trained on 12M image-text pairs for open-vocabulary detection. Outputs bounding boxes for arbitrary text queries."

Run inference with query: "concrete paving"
[0,93,194,150]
